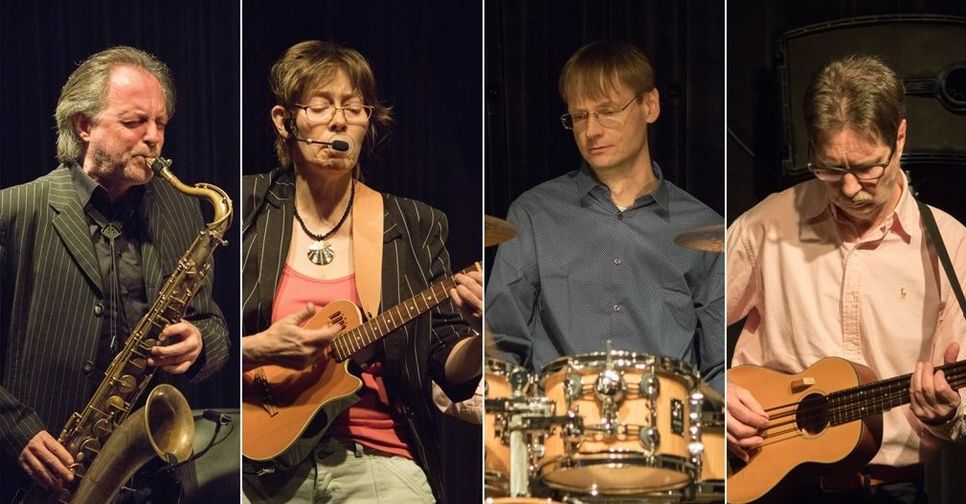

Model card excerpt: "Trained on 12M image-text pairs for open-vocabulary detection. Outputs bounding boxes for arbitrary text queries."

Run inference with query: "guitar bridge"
[791,377,816,393]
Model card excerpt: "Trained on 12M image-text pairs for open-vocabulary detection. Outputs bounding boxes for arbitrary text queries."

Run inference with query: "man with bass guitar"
[726,54,966,503]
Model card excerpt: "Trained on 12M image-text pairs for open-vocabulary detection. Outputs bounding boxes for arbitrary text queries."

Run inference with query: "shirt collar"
[802,171,914,244]
[69,162,144,221]
[573,161,670,212]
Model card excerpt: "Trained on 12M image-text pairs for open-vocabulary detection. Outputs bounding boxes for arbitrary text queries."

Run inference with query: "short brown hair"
[270,40,392,168]
[55,46,175,163]
[559,40,656,105]
[803,54,905,149]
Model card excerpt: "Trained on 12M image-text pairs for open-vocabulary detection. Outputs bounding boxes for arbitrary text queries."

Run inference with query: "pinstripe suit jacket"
[242,169,477,502]
[0,165,229,492]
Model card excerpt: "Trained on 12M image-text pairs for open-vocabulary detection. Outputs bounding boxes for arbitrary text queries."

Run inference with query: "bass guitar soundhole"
[796,393,829,435]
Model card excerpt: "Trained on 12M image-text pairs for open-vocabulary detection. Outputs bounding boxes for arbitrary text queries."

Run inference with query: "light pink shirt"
[728,175,966,466]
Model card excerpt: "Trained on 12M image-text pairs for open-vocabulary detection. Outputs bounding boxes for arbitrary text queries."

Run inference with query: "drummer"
[486,40,724,393]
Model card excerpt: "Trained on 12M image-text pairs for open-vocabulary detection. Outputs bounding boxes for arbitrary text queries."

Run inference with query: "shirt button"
[617,213,624,221]
[613,304,622,312]
[93,302,104,316]
[614,258,621,265]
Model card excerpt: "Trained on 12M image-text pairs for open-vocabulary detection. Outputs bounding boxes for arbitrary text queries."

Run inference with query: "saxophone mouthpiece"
[147,157,172,177]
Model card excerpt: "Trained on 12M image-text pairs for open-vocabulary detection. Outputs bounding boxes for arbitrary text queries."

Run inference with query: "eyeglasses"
[560,94,640,130]
[806,145,894,182]
[294,102,374,125]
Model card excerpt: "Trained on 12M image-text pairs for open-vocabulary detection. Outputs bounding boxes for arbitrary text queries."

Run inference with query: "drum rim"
[689,480,726,501]
[538,452,696,494]
[538,351,699,382]
[484,469,509,496]
[487,357,526,375]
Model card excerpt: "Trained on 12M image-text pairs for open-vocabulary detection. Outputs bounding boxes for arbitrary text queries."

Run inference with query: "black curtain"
[0,0,240,409]
[242,2,482,503]
[485,0,725,227]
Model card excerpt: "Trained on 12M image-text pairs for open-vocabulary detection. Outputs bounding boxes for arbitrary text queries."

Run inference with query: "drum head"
[540,452,694,494]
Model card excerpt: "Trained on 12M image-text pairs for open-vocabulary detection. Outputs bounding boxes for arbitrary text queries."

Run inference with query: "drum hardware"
[565,371,582,402]
[688,394,724,503]
[539,351,703,494]
[639,425,660,453]
[684,392,706,502]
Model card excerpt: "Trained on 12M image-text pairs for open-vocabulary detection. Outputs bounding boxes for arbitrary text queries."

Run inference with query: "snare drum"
[538,351,701,494]
[484,358,533,497]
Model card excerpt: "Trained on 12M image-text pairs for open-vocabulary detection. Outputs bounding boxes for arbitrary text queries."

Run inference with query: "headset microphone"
[283,118,350,152]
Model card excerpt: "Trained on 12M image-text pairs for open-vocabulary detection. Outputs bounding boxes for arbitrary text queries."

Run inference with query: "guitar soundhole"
[796,393,829,435]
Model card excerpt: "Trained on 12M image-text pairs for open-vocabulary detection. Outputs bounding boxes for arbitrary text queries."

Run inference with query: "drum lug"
[564,371,582,403]
[639,425,660,453]
[641,373,660,400]
[689,392,705,477]
[509,368,530,397]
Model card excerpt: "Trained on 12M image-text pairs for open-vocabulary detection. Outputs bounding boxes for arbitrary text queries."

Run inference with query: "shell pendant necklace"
[293,178,356,265]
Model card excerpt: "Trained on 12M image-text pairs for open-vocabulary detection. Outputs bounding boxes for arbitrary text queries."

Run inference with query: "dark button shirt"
[70,166,149,373]
[486,162,725,392]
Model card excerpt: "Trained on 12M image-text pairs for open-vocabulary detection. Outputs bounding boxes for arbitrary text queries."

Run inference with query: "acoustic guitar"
[727,356,966,503]
[242,262,481,466]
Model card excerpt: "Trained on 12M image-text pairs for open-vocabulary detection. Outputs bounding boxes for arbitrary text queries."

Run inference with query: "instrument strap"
[918,201,966,321]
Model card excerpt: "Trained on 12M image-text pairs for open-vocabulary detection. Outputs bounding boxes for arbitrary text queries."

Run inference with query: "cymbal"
[673,224,723,253]
[485,215,517,247]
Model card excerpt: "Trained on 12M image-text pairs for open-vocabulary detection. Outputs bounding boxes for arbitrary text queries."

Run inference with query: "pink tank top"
[272,265,414,460]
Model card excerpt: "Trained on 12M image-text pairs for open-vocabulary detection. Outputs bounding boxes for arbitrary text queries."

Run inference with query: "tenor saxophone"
[25,157,232,504]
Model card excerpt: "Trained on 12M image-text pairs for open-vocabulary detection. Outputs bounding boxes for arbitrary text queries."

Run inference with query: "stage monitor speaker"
[777,15,966,178]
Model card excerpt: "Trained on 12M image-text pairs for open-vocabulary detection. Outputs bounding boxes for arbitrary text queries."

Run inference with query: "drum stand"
[487,397,581,498]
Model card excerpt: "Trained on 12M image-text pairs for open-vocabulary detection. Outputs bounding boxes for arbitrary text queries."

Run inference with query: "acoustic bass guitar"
[727,356,966,503]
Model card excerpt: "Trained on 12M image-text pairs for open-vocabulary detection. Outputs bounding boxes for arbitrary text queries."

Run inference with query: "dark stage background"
[485,0,725,242]
[727,2,966,501]
[242,2,482,503]
[0,1,240,407]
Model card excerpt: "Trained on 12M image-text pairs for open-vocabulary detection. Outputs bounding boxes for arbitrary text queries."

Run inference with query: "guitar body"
[727,357,883,503]
[242,300,364,465]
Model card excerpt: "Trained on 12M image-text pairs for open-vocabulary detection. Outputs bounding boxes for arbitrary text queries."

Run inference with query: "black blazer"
[0,165,230,499]
[242,169,477,502]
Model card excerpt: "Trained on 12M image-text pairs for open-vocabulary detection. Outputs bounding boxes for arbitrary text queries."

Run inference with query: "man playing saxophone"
[0,46,229,502]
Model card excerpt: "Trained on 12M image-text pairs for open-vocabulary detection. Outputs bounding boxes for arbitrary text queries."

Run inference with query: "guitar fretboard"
[828,360,966,425]
[329,262,480,362]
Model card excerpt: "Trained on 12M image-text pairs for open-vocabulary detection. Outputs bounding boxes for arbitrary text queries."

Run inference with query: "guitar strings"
[749,366,966,447]
[762,368,966,428]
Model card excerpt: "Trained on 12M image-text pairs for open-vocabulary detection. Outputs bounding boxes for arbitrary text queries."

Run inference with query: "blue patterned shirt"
[486,162,724,392]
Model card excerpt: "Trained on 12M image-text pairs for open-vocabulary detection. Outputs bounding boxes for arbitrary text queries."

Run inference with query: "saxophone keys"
[78,437,101,461]
[106,395,126,412]
[93,418,112,437]
[116,374,137,393]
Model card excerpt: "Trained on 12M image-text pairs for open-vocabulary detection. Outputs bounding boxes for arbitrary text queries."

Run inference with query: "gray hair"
[803,54,905,149]
[55,46,175,163]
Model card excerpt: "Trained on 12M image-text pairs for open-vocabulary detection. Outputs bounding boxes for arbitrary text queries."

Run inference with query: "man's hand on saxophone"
[148,321,204,374]
[18,430,74,492]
